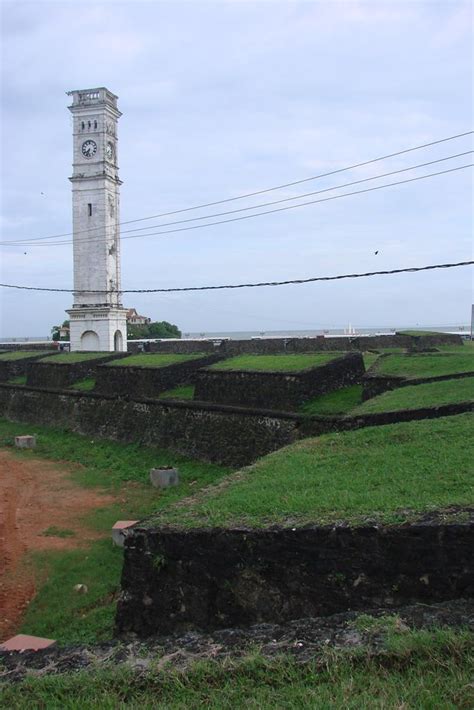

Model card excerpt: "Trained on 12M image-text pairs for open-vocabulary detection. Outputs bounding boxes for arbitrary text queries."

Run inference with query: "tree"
[148,321,181,338]
[126,321,181,340]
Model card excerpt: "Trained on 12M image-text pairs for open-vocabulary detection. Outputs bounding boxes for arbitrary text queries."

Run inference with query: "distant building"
[126,308,151,326]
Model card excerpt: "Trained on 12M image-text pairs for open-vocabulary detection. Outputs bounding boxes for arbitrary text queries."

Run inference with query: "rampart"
[0,385,299,466]
[127,332,462,355]
[0,384,471,465]
[26,353,128,389]
[194,352,365,410]
[116,517,474,636]
[0,352,56,382]
[94,355,223,398]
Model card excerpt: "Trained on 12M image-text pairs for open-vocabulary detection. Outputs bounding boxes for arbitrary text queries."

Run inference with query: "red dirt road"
[0,450,116,641]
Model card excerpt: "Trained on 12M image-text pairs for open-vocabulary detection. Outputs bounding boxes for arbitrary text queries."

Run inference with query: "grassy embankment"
[0,351,51,361]
[299,348,473,415]
[39,352,113,364]
[0,420,230,644]
[158,384,195,399]
[353,377,474,414]
[5,376,27,385]
[146,413,473,530]
[437,340,474,353]
[373,352,474,379]
[69,378,96,391]
[105,353,209,367]
[208,353,341,372]
[1,626,472,708]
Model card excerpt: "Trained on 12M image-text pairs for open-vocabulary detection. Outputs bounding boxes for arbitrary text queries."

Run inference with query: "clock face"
[82,140,97,158]
[106,141,114,160]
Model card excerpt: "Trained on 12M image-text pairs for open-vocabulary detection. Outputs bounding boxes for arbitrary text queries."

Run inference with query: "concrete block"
[112,520,139,547]
[14,435,37,449]
[0,634,56,651]
[150,467,180,489]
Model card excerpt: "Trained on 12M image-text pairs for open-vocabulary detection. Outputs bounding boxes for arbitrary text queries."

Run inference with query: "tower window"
[94,120,97,129]
[81,121,85,130]
[87,203,92,216]
[88,121,91,129]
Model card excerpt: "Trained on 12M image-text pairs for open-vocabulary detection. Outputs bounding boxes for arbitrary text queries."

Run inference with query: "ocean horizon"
[1,324,471,343]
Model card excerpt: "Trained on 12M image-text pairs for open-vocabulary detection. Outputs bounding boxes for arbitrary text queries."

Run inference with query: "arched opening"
[114,330,123,351]
[81,330,99,351]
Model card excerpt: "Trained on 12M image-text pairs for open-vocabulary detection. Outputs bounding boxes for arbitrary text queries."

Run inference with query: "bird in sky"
[374,250,379,255]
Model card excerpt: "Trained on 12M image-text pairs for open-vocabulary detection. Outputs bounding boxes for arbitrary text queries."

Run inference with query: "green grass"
[396,330,442,336]
[209,353,342,372]
[374,353,474,379]
[21,540,123,644]
[0,350,51,361]
[300,385,363,415]
[0,420,231,643]
[158,384,195,399]
[1,630,472,709]
[438,340,474,354]
[41,352,113,364]
[149,414,474,529]
[105,353,209,368]
[362,352,380,369]
[69,378,96,391]
[41,526,76,538]
[353,377,474,414]
[6,375,27,385]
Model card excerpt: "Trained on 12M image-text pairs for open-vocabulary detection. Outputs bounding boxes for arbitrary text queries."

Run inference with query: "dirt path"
[0,450,116,641]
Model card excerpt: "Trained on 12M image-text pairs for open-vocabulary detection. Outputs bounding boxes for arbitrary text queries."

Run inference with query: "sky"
[0,0,472,338]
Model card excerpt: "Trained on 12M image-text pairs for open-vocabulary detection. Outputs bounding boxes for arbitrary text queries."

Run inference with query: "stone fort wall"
[194,352,365,410]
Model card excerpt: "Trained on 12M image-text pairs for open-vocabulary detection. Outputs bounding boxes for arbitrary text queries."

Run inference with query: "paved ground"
[0,450,115,642]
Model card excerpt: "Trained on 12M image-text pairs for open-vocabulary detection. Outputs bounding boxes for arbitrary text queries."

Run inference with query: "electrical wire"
[7,162,471,248]
[1,130,472,245]
[5,150,471,248]
[1,260,471,294]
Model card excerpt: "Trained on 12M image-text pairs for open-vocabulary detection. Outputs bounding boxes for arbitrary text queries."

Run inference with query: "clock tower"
[66,87,127,352]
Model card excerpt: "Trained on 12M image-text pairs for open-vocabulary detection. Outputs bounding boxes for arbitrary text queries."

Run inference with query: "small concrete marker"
[14,435,37,449]
[0,634,56,652]
[112,520,139,547]
[150,467,180,489]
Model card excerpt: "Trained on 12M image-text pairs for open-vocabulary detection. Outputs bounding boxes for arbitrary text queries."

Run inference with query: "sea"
[2,324,470,343]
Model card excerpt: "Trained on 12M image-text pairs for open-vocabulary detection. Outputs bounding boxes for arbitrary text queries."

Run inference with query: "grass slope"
[0,351,51,361]
[1,630,472,709]
[106,353,208,368]
[69,378,96,391]
[374,353,474,379]
[150,414,474,529]
[0,420,230,643]
[438,340,474,354]
[6,376,27,385]
[354,377,474,414]
[158,384,195,399]
[42,353,112,364]
[300,385,363,415]
[209,353,341,372]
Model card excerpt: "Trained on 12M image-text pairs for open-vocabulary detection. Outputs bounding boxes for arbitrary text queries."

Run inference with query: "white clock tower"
[66,87,127,352]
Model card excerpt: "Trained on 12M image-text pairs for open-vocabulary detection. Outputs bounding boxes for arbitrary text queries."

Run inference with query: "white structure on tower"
[66,87,127,352]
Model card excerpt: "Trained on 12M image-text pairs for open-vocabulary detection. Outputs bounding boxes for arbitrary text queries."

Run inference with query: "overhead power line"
[1,130,472,246]
[6,150,471,248]
[1,260,471,294]
[8,162,471,249]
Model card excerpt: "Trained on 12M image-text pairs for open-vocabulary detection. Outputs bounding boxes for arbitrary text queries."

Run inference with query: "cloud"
[0,0,472,336]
